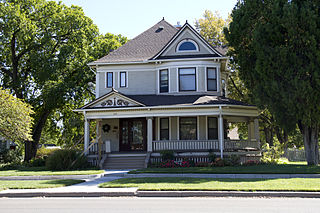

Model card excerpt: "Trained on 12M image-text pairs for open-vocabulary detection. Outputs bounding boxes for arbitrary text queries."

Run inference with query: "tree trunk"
[264,127,274,146]
[24,110,51,161]
[301,124,319,165]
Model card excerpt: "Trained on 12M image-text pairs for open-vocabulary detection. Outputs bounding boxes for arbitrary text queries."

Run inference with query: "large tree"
[0,0,124,161]
[225,0,320,165]
[0,88,33,142]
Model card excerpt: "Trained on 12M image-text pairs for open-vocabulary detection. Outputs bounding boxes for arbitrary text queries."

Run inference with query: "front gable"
[81,90,145,109]
[152,23,222,60]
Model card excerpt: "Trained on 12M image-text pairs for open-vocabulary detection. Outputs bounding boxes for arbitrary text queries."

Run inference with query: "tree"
[225,0,320,165]
[0,0,125,161]
[0,88,33,142]
[195,10,230,46]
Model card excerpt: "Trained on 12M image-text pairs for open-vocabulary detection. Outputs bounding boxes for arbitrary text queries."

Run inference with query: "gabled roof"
[92,19,178,64]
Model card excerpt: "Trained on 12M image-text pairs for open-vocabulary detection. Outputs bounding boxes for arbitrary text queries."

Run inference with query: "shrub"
[0,149,22,165]
[46,149,89,170]
[29,157,47,167]
[36,147,58,159]
[195,162,209,167]
[261,142,284,164]
[228,154,241,166]
[160,160,177,168]
[208,152,216,162]
[160,150,175,161]
[242,160,260,166]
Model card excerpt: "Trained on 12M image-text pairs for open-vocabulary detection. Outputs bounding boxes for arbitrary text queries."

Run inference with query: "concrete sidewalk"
[1,170,320,198]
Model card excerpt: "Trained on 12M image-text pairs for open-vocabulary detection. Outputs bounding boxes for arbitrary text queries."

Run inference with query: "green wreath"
[102,124,110,133]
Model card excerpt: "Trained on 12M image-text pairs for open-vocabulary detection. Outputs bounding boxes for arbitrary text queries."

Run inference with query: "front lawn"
[99,177,320,192]
[0,166,104,176]
[0,179,84,191]
[130,163,320,174]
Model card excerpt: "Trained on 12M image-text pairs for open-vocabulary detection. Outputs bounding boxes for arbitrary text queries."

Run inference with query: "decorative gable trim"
[151,22,223,60]
[80,89,145,109]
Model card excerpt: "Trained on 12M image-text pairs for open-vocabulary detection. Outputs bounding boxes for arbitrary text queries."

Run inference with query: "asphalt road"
[0,197,319,213]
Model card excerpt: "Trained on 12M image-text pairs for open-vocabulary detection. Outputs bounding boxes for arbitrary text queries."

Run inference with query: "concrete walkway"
[1,170,320,198]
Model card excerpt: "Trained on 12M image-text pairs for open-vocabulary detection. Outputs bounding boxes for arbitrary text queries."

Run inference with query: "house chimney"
[174,21,182,30]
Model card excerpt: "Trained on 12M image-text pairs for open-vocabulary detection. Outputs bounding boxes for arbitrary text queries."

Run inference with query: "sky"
[54,0,238,39]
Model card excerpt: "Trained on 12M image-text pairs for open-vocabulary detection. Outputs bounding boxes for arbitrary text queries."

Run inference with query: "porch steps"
[103,154,146,169]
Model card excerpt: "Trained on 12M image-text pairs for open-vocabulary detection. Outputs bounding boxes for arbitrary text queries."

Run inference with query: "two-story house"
[75,19,260,169]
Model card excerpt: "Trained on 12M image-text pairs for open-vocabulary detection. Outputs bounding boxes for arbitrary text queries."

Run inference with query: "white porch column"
[218,114,224,159]
[247,120,252,142]
[84,118,90,155]
[96,119,102,161]
[147,117,153,152]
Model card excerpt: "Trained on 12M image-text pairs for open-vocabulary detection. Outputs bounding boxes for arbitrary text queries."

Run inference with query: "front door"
[119,118,147,151]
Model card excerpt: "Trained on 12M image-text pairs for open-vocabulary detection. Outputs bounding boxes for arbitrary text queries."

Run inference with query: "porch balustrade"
[152,139,260,152]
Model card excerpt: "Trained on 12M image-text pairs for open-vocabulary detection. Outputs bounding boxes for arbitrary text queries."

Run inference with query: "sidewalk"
[1,170,320,198]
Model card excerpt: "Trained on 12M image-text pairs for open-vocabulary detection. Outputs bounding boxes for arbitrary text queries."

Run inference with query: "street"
[0,197,319,213]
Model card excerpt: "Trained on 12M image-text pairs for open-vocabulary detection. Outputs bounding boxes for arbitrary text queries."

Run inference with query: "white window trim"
[105,72,115,89]
[158,117,171,140]
[157,68,170,94]
[177,66,198,92]
[205,66,218,92]
[176,39,199,53]
[118,71,128,88]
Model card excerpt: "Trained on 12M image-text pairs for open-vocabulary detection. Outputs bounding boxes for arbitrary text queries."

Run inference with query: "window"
[159,69,169,93]
[207,68,217,91]
[160,118,169,140]
[179,68,196,91]
[208,117,218,140]
[179,117,197,140]
[106,72,113,88]
[176,39,199,52]
[120,72,127,87]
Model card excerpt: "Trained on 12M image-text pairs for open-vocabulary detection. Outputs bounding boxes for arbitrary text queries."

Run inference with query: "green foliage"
[45,149,89,171]
[208,152,216,162]
[0,88,34,142]
[0,149,22,165]
[35,147,58,159]
[160,150,175,161]
[195,10,230,46]
[261,142,284,164]
[225,0,320,165]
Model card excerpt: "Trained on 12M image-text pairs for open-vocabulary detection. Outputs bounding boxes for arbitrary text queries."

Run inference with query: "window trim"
[159,117,170,140]
[159,69,169,93]
[178,67,197,92]
[207,117,218,140]
[106,72,113,88]
[206,67,217,91]
[119,71,127,88]
[179,117,198,140]
[176,39,199,52]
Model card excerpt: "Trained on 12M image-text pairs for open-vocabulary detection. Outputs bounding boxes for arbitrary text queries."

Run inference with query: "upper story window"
[179,67,196,91]
[207,67,217,91]
[120,72,127,87]
[176,39,199,52]
[106,72,113,88]
[159,69,169,93]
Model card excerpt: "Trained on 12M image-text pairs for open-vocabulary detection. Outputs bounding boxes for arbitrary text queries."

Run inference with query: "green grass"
[99,177,320,192]
[0,179,84,191]
[0,166,104,176]
[130,163,320,174]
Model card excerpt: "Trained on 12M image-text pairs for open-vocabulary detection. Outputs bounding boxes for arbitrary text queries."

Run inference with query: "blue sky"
[54,0,238,39]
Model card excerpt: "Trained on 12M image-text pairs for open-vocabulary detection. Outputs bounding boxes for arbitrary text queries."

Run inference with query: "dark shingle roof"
[126,95,251,107]
[94,20,178,63]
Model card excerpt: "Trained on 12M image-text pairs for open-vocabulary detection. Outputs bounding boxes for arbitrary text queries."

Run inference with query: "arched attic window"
[176,39,199,52]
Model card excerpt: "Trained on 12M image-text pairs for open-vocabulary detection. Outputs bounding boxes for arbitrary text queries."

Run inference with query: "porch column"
[218,114,224,159]
[84,118,90,155]
[147,117,153,152]
[96,119,102,161]
[247,120,252,142]
[254,118,260,146]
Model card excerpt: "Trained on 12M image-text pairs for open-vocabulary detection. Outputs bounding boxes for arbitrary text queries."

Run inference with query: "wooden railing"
[88,140,111,155]
[152,140,219,151]
[152,139,260,152]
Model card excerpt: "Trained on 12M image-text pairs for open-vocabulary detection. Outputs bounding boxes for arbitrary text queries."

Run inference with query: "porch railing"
[152,139,260,152]
[88,140,111,155]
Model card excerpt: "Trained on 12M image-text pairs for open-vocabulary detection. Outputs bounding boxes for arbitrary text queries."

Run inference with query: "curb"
[1,190,320,198]
[0,173,104,180]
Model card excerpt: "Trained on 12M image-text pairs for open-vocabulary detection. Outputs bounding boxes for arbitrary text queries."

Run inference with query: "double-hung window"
[208,117,218,140]
[179,68,196,91]
[179,117,197,140]
[207,67,217,91]
[160,118,169,140]
[120,72,127,87]
[159,69,169,93]
[106,72,113,88]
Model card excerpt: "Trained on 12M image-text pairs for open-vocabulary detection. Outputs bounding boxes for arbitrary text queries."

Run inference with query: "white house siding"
[170,117,178,140]
[198,116,207,140]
